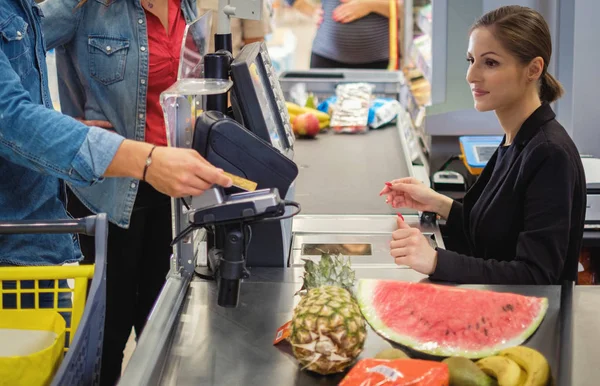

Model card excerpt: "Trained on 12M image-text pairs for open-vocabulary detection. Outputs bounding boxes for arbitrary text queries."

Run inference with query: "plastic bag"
[0,310,66,386]
[369,98,402,129]
[339,358,449,386]
[330,83,374,134]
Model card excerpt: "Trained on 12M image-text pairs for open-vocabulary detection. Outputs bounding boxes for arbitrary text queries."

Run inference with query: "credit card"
[223,171,258,192]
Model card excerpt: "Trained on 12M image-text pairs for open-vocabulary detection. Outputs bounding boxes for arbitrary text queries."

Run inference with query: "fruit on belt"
[289,254,367,375]
[286,101,330,138]
[357,279,548,358]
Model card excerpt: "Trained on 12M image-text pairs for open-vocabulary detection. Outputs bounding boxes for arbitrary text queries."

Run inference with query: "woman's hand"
[104,140,232,198]
[332,0,371,23]
[390,216,437,274]
[145,147,232,197]
[379,177,453,219]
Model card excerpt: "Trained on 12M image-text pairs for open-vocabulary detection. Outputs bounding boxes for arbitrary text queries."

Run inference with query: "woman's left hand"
[332,0,371,23]
[390,216,438,275]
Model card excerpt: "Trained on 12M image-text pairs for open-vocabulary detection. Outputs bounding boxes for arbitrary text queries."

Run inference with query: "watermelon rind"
[356,279,549,359]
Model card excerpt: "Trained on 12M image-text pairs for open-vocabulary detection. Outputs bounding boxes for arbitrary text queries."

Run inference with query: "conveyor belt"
[151,269,570,386]
[292,126,416,215]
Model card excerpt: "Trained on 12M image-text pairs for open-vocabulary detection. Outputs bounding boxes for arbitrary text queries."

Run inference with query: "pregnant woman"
[287,0,402,69]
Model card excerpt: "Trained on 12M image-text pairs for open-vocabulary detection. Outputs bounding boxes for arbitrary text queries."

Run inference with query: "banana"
[285,102,330,122]
[498,346,550,386]
[285,101,305,116]
[319,119,329,130]
[476,356,524,386]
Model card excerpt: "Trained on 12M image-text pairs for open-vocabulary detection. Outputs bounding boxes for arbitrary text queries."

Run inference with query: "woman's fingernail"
[385,182,392,187]
[397,213,404,221]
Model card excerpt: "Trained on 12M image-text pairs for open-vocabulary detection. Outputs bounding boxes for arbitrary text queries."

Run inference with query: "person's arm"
[0,49,123,187]
[39,0,84,51]
[430,144,576,285]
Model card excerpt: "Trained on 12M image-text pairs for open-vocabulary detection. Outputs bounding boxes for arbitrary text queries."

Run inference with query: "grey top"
[288,0,390,64]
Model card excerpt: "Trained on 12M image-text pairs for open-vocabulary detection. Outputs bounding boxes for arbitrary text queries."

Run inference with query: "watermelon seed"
[467,325,471,330]
[506,304,514,311]
[476,323,480,330]
[445,329,449,336]
[481,317,486,324]
[484,328,488,336]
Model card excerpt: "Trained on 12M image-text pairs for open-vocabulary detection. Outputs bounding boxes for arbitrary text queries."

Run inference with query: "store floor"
[120,6,316,374]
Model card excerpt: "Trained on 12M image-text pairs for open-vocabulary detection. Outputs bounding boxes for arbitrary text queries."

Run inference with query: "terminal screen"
[248,59,285,153]
[474,145,498,163]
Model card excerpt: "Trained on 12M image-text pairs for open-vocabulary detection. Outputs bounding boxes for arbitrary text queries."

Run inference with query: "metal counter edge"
[117,270,192,386]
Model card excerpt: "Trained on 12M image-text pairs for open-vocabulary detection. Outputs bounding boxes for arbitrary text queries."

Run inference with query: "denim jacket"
[40,0,198,228]
[0,0,124,266]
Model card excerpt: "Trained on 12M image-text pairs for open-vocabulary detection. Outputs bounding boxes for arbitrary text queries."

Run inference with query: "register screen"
[248,59,285,153]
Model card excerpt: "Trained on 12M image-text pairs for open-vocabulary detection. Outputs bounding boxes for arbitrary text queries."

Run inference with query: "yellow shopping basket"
[0,214,108,386]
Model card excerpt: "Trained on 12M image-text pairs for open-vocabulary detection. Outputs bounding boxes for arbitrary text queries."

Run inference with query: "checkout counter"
[118,13,599,386]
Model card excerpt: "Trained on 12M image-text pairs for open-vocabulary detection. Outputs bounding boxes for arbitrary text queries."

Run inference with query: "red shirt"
[144,1,187,146]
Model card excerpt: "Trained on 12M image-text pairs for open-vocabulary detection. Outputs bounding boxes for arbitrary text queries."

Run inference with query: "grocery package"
[369,98,402,129]
[330,83,374,134]
[357,279,548,358]
[339,358,449,386]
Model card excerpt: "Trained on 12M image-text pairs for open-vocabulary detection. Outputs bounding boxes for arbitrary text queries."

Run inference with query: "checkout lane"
[119,40,598,385]
[150,269,596,386]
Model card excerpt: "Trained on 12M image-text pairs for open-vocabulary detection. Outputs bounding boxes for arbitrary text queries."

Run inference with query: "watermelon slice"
[357,279,548,359]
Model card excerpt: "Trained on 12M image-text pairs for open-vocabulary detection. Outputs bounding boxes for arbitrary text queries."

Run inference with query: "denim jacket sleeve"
[39,0,83,51]
[0,48,124,186]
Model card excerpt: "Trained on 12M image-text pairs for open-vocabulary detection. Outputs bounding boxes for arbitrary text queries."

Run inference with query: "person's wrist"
[429,249,438,275]
[142,145,158,182]
[435,194,453,219]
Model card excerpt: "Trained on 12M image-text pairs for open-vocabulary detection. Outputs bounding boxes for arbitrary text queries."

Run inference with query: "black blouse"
[430,102,587,284]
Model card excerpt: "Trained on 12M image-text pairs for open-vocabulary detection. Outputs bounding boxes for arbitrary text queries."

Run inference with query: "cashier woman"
[381,6,587,285]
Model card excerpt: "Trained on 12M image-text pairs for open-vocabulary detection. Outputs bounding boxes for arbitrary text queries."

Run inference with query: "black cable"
[247,201,301,224]
[170,224,194,246]
[438,155,461,172]
[171,200,301,246]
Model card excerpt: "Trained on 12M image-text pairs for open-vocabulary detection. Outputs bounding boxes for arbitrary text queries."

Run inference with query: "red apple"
[293,113,320,138]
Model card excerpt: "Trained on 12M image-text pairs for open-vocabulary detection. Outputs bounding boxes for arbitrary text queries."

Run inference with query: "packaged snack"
[369,98,402,129]
[339,358,449,386]
[330,83,374,134]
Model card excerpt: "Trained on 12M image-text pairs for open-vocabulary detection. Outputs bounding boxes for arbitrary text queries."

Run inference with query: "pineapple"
[290,253,367,375]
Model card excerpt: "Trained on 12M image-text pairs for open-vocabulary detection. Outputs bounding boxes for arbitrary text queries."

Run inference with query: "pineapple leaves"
[296,253,356,297]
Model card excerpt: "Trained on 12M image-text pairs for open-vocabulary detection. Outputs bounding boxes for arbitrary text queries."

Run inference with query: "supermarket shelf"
[416,4,432,37]
[411,35,432,84]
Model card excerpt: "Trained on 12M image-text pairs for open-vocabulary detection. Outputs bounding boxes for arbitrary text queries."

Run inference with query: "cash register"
[161,10,300,307]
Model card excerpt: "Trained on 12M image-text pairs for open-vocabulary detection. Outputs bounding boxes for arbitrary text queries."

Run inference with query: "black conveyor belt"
[292,126,415,215]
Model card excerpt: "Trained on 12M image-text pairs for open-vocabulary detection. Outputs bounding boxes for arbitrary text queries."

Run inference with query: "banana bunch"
[476,346,550,386]
[286,102,330,130]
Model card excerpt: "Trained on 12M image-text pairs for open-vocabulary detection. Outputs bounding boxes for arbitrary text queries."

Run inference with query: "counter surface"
[573,286,600,386]
[157,268,594,386]
[293,127,416,215]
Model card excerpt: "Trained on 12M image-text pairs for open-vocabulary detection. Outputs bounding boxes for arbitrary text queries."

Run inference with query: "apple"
[293,112,320,138]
